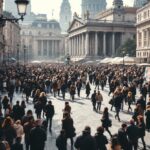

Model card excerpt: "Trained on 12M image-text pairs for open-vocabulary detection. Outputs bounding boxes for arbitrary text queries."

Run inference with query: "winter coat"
[138,122,146,137]
[45,104,55,118]
[30,126,47,150]
[12,105,22,120]
[56,135,67,150]
[118,128,129,149]
[96,94,103,103]
[11,143,23,150]
[2,125,16,146]
[145,110,150,129]
[75,132,96,150]
[94,133,108,150]
[62,117,75,138]
[114,95,123,109]
[126,124,139,142]
[2,98,9,109]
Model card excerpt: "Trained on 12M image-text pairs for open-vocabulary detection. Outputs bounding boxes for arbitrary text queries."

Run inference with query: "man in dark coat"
[56,129,67,150]
[91,90,97,111]
[118,123,129,150]
[137,96,146,112]
[44,101,55,132]
[74,126,96,150]
[126,120,139,150]
[13,101,22,121]
[30,120,47,150]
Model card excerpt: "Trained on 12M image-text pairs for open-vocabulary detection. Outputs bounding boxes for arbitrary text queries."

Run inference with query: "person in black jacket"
[145,106,150,132]
[62,112,75,150]
[137,115,146,150]
[30,120,47,150]
[91,90,97,111]
[94,126,108,150]
[13,101,22,121]
[118,123,129,150]
[136,96,146,114]
[75,126,96,150]
[56,129,67,150]
[44,101,55,132]
[114,92,123,122]
[126,119,139,150]
[11,137,23,150]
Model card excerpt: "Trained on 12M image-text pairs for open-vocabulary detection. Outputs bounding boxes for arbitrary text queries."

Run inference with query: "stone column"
[76,36,79,57]
[85,32,89,56]
[112,32,115,56]
[82,33,85,56]
[103,32,106,56]
[52,40,54,57]
[41,40,43,56]
[95,32,98,56]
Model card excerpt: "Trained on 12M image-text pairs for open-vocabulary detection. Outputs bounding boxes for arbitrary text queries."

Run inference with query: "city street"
[2,82,150,150]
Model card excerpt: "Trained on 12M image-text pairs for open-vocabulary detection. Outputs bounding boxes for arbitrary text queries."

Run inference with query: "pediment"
[68,18,85,32]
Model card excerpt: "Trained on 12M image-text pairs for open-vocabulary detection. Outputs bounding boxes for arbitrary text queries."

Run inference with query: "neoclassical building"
[67,0,136,59]
[21,16,65,61]
[136,2,150,63]
[81,0,106,19]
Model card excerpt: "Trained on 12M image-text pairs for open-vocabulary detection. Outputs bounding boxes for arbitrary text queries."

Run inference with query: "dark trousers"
[46,117,52,130]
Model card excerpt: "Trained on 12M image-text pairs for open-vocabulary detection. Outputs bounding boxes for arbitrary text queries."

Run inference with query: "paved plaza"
[1,82,150,150]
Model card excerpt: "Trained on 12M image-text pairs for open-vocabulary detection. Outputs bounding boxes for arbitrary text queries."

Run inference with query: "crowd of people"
[0,64,149,150]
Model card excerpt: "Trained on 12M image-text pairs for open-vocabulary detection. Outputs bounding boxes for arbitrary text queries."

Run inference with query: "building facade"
[67,0,136,59]
[21,17,65,62]
[81,0,107,19]
[0,0,4,63]
[136,2,150,63]
[59,0,72,33]
[134,0,148,8]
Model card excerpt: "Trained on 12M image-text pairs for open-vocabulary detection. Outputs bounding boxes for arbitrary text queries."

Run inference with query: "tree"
[116,38,136,57]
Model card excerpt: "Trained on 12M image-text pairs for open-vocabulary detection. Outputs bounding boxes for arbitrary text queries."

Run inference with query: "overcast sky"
[31,0,134,20]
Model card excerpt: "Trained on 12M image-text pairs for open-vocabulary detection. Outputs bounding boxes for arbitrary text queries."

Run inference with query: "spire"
[113,0,123,8]
[59,0,72,33]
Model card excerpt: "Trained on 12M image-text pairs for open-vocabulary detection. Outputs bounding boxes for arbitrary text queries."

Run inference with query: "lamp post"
[23,45,26,66]
[17,44,19,67]
[0,0,29,26]
[122,50,125,66]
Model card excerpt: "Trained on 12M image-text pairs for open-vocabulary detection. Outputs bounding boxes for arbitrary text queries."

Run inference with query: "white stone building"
[21,17,65,62]
[67,0,136,59]
[136,1,150,63]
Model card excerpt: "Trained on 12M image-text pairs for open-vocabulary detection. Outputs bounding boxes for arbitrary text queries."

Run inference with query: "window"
[143,30,147,47]
[138,32,142,47]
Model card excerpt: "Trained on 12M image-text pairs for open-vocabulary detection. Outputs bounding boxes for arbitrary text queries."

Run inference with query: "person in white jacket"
[14,120,24,139]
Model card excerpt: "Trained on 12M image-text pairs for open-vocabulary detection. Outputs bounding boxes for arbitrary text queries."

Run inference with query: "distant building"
[67,0,136,59]
[81,0,107,19]
[59,0,72,33]
[20,18,65,61]
[134,0,148,8]
[136,1,150,63]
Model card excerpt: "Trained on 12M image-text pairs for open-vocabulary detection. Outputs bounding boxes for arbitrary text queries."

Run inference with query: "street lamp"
[17,44,19,67]
[0,0,29,26]
[23,45,26,66]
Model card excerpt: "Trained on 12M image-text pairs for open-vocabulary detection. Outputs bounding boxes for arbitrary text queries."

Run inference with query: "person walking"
[126,119,139,150]
[137,115,146,150]
[96,91,103,112]
[86,82,91,98]
[118,123,129,150]
[94,126,108,150]
[75,126,96,150]
[145,105,150,132]
[101,107,112,137]
[91,90,97,111]
[56,129,67,150]
[44,100,55,132]
[62,112,76,150]
[30,120,47,150]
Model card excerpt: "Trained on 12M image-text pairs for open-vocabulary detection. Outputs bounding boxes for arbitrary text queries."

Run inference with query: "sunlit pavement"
[2,83,150,150]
